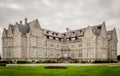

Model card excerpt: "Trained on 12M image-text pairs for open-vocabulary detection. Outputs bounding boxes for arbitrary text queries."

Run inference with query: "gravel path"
[6,63,120,66]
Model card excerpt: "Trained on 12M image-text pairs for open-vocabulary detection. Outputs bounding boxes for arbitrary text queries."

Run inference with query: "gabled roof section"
[2,28,8,36]
[107,30,114,40]
[91,23,103,35]
[61,23,103,38]
[9,24,14,34]
[2,18,115,41]
[28,19,39,28]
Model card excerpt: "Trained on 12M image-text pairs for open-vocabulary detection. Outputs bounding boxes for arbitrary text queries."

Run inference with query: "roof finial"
[66,28,70,32]
[103,21,105,25]
[20,20,22,25]
[25,18,27,25]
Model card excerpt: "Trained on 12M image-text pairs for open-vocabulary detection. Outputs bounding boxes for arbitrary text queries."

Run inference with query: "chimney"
[66,28,70,32]
[25,18,27,25]
[20,20,22,25]
[103,21,105,25]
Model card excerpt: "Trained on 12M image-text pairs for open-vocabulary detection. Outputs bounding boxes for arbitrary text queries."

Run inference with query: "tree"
[0,54,1,60]
[117,55,120,61]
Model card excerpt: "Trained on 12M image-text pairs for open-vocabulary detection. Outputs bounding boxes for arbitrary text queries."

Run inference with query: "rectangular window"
[71,44,75,48]
[50,44,54,48]
[57,53,60,56]
[38,40,43,47]
[38,48,43,57]
[31,37,36,46]
[56,51,61,58]
[7,48,11,58]
[78,53,82,58]
[71,53,75,58]
[101,51,107,59]
[56,44,60,48]
[78,43,82,48]
[86,40,91,46]
[44,50,48,57]
[49,52,54,58]
[50,53,54,56]
[30,48,36,57]
[86,50,91,58]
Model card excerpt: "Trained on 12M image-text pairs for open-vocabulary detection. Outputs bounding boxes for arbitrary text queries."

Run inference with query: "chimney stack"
[103,21,105,25]
[20,20,22,25]
[66,28,70,32]
[25,18,27,25]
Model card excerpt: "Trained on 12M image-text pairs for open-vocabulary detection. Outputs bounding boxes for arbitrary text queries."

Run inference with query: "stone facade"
[1,18,118,62]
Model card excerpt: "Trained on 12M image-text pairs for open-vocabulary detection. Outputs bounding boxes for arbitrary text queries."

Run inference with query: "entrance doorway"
[64,54,68,58]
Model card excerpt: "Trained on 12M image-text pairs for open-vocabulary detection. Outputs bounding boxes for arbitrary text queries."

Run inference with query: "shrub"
[0,61,13,64]
[0,61,7,63]
[93,60,118,63]
[17,60,31,64]
[36,61,42,63]
[81,61,87,63]
[44,66,67,69]
[43,60,56,63]
[74,60,79,63]
[0,63,6,66]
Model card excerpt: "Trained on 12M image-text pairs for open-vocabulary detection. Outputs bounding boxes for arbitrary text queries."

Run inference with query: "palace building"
[1,18,118,63]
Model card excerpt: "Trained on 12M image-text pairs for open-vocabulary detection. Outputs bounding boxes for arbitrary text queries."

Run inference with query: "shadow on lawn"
[44,66,68,69]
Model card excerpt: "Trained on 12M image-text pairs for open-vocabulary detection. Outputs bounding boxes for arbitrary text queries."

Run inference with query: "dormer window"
[47,36,49,39]
[69,37,71,41]
[75,36,78,40]
[72,32,75,35]
[52,32,54,35]
[97,26,101,29]
[63,34,66,36]
[53,37,55,40]
[56,33,58,36]
[47,31,49,34]
[59,38,61,41]
[79,30,82,33]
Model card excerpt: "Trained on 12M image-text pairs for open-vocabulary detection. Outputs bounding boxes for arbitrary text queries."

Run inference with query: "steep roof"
[2,18,115,41]
[9,24,14,33]
[17,24,29,35]
[28,19,38,28]
[3,28,8,36]
[61,23,103,38]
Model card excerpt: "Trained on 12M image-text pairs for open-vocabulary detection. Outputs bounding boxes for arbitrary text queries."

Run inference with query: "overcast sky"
[0,0,120,55]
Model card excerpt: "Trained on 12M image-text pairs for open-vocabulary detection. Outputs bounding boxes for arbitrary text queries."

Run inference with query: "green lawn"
[0,65,120,76]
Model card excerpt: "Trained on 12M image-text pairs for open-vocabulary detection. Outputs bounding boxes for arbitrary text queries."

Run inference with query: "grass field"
[0,65,120,76]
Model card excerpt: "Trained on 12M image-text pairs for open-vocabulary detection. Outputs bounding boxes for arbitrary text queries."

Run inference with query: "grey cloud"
[0,0,120,55]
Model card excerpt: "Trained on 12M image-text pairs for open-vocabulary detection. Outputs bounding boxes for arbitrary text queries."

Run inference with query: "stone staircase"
[57,57,75,63]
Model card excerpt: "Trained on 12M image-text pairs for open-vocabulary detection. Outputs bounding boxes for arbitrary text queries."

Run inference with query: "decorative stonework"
[1,18,118,62]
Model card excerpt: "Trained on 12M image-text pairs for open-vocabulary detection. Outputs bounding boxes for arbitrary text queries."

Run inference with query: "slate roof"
[2,19,115,41]
[3,28,8,36]
[9,24,14,33]
[60,23,103,38]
